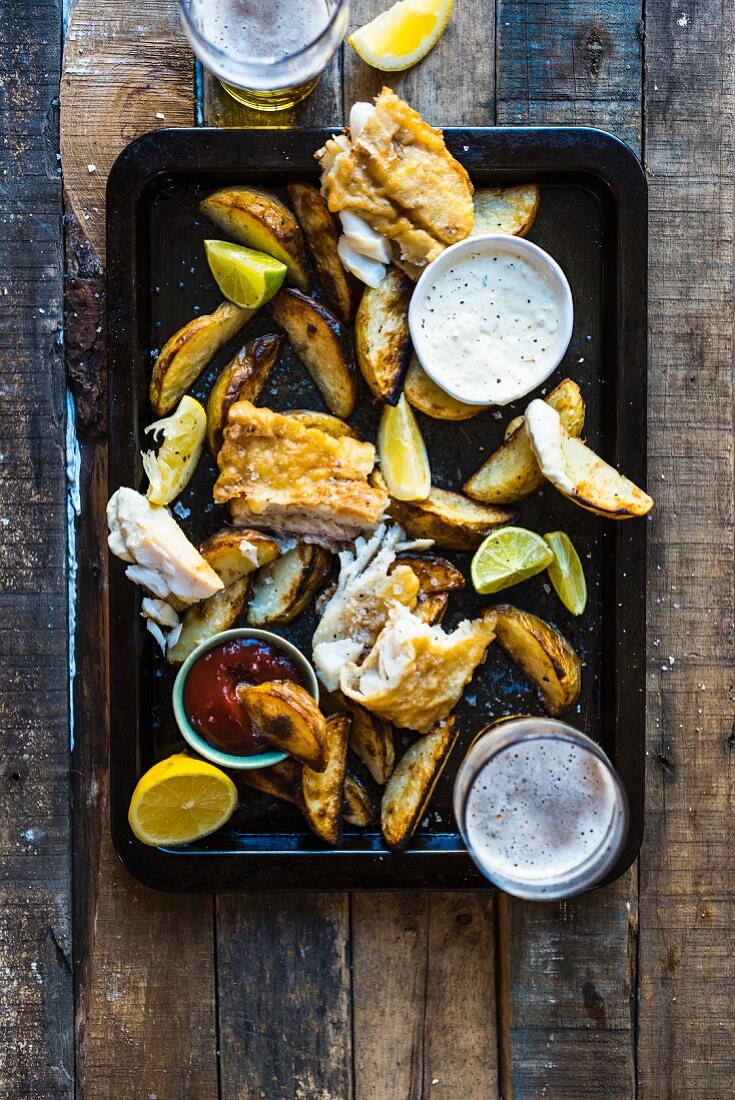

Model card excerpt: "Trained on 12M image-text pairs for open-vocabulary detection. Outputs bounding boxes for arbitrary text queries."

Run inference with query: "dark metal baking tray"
[106,126,647,892]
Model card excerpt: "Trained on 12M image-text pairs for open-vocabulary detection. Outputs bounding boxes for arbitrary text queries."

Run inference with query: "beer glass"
[179,0,350,112]
[454,718,628,900]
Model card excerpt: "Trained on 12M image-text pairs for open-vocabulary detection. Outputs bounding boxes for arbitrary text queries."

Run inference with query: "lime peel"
[471,526,555,595]
[205,239,286,309]
[544,531,588,615]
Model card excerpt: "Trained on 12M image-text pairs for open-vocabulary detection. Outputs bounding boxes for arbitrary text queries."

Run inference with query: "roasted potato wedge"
[200,186,310,291]
[381,716,460,851]
[239,758,302,805]
[150,301,250,416]
[247,544,332,627]
[493,604,582,716]
[348,703,395,785]
[470,184,541,238]
[463,379,586,504]
[199,528,281,586]
[504,415,525,440]
[167,576,250,664]
[372,470,516,551]
[271,289,357,418]
[404,355,483,421]
[286,409,361,439]
[525,399,654,518]
[237,681,328,771]
[355,268,413,404]
[206,333,282,454]
[413,591,449,625]
[286,182,361,324]
[301,714,350,845]
[393,554,466,595]
[343,772,374,827]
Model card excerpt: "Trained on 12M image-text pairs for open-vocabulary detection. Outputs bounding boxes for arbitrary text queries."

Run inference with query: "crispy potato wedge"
[271,289,357,418]
[413,591,449,625]
[150,301,250,416]
[343,772,374,827]
[493,604,582,716]
[206,333,282,454]
[349,703,395,786]
[355,268,413,404]
[463,379,586,504]
[239,757,302,805]
[470,184,541,238]
[525,399,654,518]
[199,528,281,586]
[372,470,516,551]
[286,409,361,439]
[200,186,310,291]
[504,415,524,440]
[404,355,483,421]
[301,714,350,845]
[393,554,466,595]
[167,576,250,664]
[381,716,460,851]
[247,544,332,627]
[237,680,328,771]
[286,182,362,325]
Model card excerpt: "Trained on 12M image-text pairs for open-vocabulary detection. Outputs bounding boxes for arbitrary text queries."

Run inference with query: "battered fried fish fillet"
[317,88,474,273]
[341,604,497,734]
[312,524,420,691]
[214,401,388,543]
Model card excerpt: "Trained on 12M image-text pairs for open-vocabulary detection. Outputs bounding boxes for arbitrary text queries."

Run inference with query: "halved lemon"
[348,0,454,72]
[143,394,206,505]
[471,527,555,595]
[378,393,431,500]
[128,755,238,847]
[205,239,286,309]
[544,531,588,615]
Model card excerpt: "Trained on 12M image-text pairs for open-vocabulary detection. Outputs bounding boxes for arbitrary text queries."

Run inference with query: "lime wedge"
[544,531,588,615]
[471,526,554,595]
[204,239,286,309]
[143,394,206,505]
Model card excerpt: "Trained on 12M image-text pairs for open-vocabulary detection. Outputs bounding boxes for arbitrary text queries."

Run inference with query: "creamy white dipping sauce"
[409,235,573,405]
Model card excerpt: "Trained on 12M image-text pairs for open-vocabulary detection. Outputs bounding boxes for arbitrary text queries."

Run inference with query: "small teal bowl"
[172,627,320,771]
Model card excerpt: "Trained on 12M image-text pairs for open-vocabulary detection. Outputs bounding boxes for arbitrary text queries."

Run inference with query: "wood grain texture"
[216,893,352,1100]
[495,2,643,1095]
[343,0,495,124]
[202,55,343,128]
[60,0,195,262]
[496,0,644,148]
[351,893,499,1100]
[637,0,735,1094]
[0,0,73,1094]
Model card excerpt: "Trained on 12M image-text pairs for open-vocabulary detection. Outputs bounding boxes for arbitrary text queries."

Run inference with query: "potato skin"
[206,334,282,454]
[237,681,328,772]
[301,713,350,845]
[247,545,332,627]
[166,576,251,665]
[470,184,541,238]
[404,355,483,421]
[380,716,459,851]
[355,268,413,404]
[286,182,362,325]
[492,604,582,716]
[198,528,281,585]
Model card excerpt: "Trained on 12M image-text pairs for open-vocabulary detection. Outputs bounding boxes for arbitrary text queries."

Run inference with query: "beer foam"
[190,0,332,61]
[464,738,617,885]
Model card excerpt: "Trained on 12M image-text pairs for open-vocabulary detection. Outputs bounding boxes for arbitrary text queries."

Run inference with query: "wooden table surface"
[2,0,733,1095]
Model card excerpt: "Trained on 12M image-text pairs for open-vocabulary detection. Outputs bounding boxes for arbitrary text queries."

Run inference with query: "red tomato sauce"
[183,638,305,756]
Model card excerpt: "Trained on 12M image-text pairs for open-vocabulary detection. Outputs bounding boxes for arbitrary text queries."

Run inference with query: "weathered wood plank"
[351,893,499,1100]
[216,893,352,1100]
[637,0,735,1094]
[0,0,73,1094]
[496,2,643,1095]
[60,0,194,262]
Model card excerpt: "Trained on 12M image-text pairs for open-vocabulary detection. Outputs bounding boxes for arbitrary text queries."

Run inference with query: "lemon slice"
[348,0,454,71]
[205,239,286,309]
[143,394,206,505]
[544,531,588,615]
[378,393,431,500]
[471,527,555,595]
[128,754,238,847]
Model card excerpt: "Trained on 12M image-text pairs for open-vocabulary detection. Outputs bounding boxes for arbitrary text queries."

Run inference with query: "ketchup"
[183,639,305,756]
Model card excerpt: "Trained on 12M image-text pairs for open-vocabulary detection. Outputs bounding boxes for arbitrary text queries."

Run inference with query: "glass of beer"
[179,0,349,112]
[454,718,628,900]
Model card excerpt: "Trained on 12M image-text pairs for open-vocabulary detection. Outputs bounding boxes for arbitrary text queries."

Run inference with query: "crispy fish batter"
[215,401,388,543]
[317,88,474,273]
[341,604,497,734]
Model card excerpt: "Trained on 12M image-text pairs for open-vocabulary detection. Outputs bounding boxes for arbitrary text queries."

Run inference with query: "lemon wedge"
[128,754,238,847]
[378,393,431,501]
[143,394,206,506]
[471,527,555,595]
[544,531,588,615]
[205,239,286,310]
[348,0,454,71]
